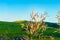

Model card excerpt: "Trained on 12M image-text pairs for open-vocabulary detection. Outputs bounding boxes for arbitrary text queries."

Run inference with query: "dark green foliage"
[45,22,60,28]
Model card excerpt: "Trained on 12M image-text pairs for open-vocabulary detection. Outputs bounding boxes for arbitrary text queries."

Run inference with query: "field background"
[0,21,60,40]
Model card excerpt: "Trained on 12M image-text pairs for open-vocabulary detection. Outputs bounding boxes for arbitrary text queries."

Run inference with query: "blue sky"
[0,0,60,22]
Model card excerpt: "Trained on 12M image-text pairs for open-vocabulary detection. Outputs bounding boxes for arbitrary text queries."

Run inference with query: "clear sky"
[0,0,60,22]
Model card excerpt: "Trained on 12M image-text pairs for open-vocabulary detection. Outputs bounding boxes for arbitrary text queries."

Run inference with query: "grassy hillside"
[0,21,27,38]
[0,21,60,40]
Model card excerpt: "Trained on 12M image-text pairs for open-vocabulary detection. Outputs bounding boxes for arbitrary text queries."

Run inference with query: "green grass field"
[0,21,60,40]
